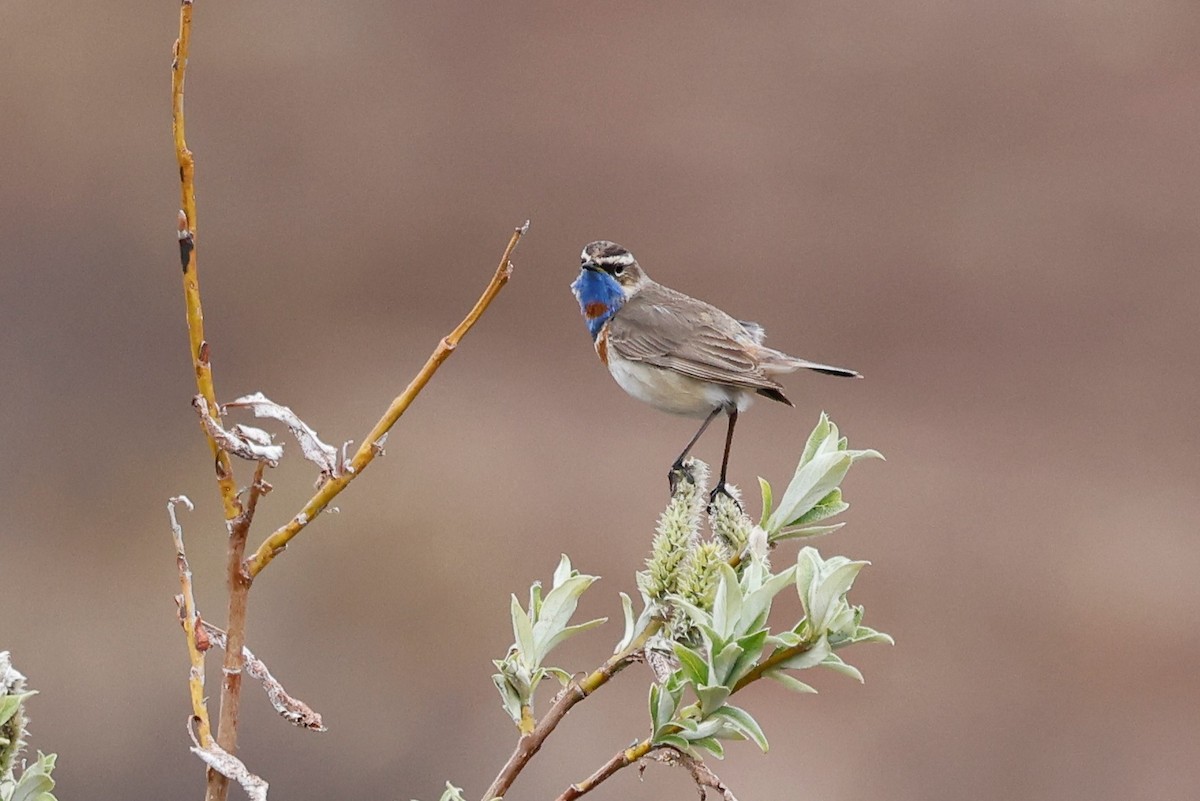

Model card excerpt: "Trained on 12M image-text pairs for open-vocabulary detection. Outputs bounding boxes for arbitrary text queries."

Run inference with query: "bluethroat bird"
[571,240,861,504]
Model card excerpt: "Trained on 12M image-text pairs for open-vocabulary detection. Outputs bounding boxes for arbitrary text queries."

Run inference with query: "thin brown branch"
[480,619,661,801]
[647,747,741,801]
[168,496,213,747]
[211,460,268,801]
[244,221,529,578]
[554,739,652,801]
[556,742,741,801]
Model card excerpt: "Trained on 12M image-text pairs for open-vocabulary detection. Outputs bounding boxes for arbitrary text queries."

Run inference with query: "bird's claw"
[668,461,694,495]
[708,483,741,514]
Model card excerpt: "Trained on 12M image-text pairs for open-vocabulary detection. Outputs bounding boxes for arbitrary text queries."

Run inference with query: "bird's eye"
[612,264,625,276]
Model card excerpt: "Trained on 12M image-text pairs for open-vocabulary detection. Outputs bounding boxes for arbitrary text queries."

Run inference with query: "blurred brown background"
[2,2,1198,799]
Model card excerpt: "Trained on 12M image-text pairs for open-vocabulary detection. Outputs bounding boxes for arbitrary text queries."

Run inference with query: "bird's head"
[578,241,650,296]
[571,240,648,340]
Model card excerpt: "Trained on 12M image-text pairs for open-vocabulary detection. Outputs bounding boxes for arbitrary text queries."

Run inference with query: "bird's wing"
[607,286,783,392]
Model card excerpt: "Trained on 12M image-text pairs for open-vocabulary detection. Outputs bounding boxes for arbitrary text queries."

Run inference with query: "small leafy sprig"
[760,411,883,541]
[492,556,607,733]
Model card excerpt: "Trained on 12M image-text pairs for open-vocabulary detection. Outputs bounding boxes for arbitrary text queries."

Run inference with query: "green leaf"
[536,574,598,642]
[533,568,600,662]
[437,782,467,801]
[552,554,573,588]
[822,652,865,683]
[711,563,743,641]
[509,595,535,664]
[8,752,57,801]
[757,476,773,526]
[845,625,895,646]
[843,446,885,464]
[417,781,466,801]
[672,642,710,687]
[817,560,867,609]
[491,663,529,723]
[540,617,607,657]
[683,716,727,741]
[543,666,574,686]
[615,592,635,653]
[695,684,731,716]
[711,642,745,687]
[791,488,848,525]
[800,412,833,467]
[0,692,35,729]
[766,452,853,534]
[691,736,725,759]
[768,631,802,649]
[710,705,769,752]
[528,581,543,620]
[773,633,831,671]
[765,670,818,694]
[796,548,869,635]
[649,683,681,731]
[772,522,846,542]
[653,733,691,752]
[726,629,769,687]
[649,684,664,730]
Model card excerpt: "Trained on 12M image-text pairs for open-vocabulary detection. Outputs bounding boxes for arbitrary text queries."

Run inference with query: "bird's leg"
[669,406,722,493]
[709,409,740,509]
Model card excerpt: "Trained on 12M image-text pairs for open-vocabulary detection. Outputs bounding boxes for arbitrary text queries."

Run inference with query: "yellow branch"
[555,739,653,801]
[244,221,529,578]
[173,0,242,522]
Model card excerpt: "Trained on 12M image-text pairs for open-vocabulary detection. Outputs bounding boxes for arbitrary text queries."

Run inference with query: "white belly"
[606,348,753,417]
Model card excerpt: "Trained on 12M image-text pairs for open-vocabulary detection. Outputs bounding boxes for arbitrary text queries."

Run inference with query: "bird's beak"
[581,260,602,272]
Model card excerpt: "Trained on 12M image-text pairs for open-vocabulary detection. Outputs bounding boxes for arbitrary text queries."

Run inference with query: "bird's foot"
[668,460,694,496]
[708,483,742,514]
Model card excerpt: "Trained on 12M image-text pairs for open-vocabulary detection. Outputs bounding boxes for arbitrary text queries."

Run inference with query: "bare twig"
[556,742,741,801]
[647,747,741,801]
[213,460,268,801]
[553,739,652,801]
[481,619,661,801]
[169,496,213,747]
[244,221,529,578]
[172,0,242,524]
[199,620,326,732]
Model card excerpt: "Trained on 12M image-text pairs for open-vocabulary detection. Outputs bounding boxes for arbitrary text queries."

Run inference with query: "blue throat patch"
[571,269,625,340]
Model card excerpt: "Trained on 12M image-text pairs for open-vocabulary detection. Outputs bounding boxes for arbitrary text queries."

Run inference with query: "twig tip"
[169,495,195,513]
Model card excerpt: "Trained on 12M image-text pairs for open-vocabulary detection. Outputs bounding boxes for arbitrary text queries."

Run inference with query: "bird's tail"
[762,349,862,378]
